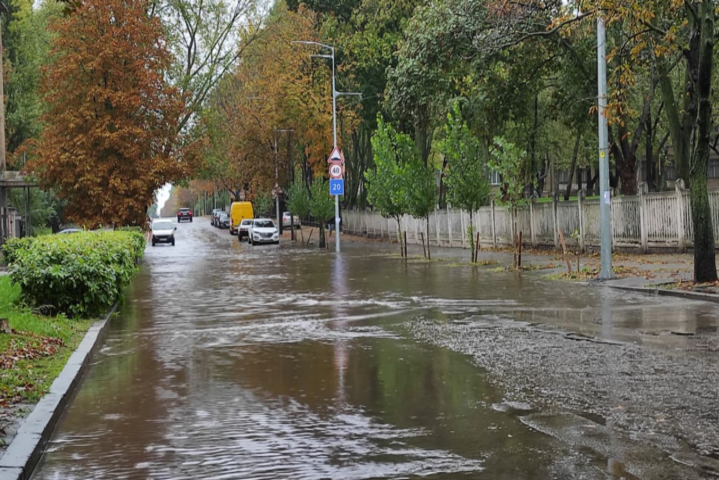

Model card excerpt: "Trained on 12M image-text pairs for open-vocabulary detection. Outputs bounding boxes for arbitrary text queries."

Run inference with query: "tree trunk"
[426,215,431,260]
[469,210,474,262]
[396,218,403,257]
[646,108,657,192]
[319,224,326,249]
[690,0,717,283]
[565,132,581,201]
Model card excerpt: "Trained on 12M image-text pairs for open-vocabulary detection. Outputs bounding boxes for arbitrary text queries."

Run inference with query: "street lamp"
[293,40,361,253]
[274,128,294,235]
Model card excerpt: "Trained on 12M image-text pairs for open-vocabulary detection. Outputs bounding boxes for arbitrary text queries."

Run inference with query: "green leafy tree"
[365,116,412,256]
[253,192,274,218]
[488,137,529,267]
[403,157,437,259]
[308,177,335,249]
[436,102,489,262]
[286,173,310,241]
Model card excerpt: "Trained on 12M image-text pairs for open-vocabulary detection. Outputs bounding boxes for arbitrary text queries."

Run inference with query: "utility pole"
[597,15,613,280]
[293,41,361,253]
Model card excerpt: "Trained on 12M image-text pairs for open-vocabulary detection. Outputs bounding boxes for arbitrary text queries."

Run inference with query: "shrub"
[2,237,36,266]
[5,231,145,318]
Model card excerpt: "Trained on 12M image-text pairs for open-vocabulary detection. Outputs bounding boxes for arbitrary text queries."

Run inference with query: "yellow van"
[229,202,254,235]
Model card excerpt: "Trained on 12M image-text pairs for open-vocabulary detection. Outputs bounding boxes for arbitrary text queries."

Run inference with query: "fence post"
[675,179,686,252]
[552,193,559,249]
[639,183,648,253]
[460,209,466,248]
[577,189,585,252]
[491,200,497,248]
[448,206,453,247]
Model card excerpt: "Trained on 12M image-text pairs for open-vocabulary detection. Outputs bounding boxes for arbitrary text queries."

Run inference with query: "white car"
[282,211,301,229]
[249,218,279,245]
[238,219,254,241]
[151,220,176,246]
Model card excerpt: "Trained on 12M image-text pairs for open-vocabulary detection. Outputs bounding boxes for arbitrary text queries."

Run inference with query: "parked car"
[249,218,279,245]
[211,208,223,226]
[216,212,230,229]
[229,201,254,235]
[282,211,301,229]
[177,208,193,223]
[56,228,81,234]
[238,219,254,241]
[151,220,176,246]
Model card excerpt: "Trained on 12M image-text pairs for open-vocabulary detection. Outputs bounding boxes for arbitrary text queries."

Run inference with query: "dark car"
[177,208,193,223]
[217,212,230,229]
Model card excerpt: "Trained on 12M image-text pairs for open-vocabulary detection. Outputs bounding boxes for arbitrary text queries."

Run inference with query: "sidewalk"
[325,230,719,302]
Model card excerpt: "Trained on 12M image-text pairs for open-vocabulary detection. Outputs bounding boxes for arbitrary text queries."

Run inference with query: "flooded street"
[32,220,719,479]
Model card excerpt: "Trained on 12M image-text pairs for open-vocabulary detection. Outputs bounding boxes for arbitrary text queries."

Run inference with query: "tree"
[286,172,310,241]
[308,176,335,249]
[4,0,61,154]
[253,192,273,218]
[365,115,412,256]
[436,101,489,262]
[488,137,529,267]
[33,0,185,228]
[403,155,437,259]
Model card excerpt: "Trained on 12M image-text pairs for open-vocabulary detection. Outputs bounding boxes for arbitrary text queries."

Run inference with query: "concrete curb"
[0,303,118,480]
[608,284,719,304]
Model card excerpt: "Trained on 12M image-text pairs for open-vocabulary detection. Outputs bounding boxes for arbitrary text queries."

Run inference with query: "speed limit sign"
[329,163,343,179]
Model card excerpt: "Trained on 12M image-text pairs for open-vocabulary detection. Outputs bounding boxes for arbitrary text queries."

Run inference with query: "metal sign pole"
[597,15,613,280]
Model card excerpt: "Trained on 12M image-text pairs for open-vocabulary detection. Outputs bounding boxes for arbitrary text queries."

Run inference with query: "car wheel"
[152,241,156,247]
[171,240,175,246]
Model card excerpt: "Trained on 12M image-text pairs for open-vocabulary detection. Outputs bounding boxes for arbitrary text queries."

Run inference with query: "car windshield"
[241,220,253,226]
[254,220,274,228]
[219,213,228,219]
[179,208,190,212]
[153,222,174,231]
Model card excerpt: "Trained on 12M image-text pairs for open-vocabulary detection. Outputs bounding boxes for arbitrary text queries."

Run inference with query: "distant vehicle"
[249,218,279,246]
[211,208,223,226]
[177,208,193,223]
[57,228,81,234]
[282,211,301,229]
[229,202,254,235]
[151,220,176,246]
[238,219,254,241]
[216,212,230,229]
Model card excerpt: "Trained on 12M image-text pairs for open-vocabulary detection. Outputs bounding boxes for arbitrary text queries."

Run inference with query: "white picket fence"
[343,184,717,252]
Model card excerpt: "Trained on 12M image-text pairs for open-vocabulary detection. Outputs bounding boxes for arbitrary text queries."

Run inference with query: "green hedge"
[1,231,146,318]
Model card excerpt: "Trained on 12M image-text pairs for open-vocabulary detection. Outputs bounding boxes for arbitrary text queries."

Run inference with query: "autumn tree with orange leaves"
[33,0,187,228]
[197,4,356,202]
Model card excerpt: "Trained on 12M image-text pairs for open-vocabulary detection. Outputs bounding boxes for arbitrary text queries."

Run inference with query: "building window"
[489,170,501,185]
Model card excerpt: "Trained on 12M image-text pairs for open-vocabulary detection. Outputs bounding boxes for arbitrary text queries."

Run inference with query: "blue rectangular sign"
[329,179,344,196]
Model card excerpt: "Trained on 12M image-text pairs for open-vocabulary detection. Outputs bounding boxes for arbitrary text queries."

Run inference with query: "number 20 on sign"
[329,179,344,195]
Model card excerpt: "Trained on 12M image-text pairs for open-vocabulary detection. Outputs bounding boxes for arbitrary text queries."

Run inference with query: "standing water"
[31,221,719,479]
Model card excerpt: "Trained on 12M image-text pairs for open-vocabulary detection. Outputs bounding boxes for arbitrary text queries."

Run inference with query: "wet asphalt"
[30,219,719,479]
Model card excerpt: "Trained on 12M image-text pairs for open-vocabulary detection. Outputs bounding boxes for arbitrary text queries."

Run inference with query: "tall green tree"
[488,137,529,267]
[286,173,310,241]
[403,155,437,259]
[365,115,412,256]
[308,177,335,249]
[436,102,489,262]
[4,0,61,154]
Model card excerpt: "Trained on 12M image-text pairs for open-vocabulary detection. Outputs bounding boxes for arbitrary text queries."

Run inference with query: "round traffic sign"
[329,163,343,179]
